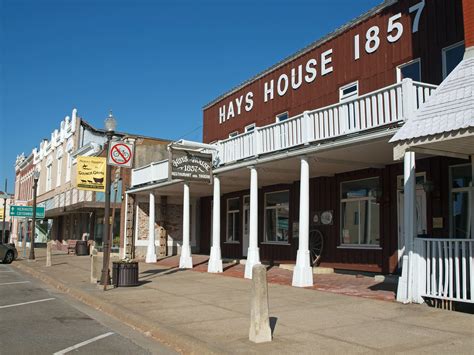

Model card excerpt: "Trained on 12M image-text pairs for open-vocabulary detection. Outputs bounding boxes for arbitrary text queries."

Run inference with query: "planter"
[112,261,139,287]
[75,241,89,256]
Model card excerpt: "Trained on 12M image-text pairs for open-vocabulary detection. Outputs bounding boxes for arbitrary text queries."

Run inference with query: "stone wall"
[134,200,185,259]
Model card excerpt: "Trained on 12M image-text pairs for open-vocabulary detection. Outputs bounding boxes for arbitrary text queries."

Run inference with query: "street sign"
[10,205,45,219]
[108,141,134,168]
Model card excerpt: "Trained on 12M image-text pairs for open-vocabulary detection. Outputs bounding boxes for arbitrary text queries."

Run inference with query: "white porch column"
[145,192,157,263]
[401,151,416,302]
[292,156,314,287]
[208,176,223,273]
[244,166,261,279]
[179,182,193,268]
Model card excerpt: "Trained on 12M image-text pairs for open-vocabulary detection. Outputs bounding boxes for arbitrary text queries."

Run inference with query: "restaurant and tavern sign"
[169,150,213,183]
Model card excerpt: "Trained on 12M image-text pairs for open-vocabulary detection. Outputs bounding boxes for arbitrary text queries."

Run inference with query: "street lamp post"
[29,170,40,260]
[0,180,8,244]
[100,111,117,290]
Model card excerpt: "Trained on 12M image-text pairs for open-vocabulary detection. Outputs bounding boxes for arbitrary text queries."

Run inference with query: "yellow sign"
[0,208,3,219]
[76,156,106,192]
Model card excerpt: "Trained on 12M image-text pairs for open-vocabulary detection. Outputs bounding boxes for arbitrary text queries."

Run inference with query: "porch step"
[278,264,334,275]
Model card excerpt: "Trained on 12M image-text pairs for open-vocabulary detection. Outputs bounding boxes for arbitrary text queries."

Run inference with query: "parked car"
[0,243,18,264]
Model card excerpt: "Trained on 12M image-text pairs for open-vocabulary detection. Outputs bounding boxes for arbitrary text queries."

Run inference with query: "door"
[242,196,250,257]
[397,188,427,264]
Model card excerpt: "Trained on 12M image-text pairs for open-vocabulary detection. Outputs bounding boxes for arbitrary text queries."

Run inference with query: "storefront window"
[226,198,240,242]
[450,164,472,239]
[264,190,289,243]
[341,177,380,246]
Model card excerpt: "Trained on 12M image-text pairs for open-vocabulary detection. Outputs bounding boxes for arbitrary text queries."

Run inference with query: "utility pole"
[29,171,40,260]
[1,179,7,244]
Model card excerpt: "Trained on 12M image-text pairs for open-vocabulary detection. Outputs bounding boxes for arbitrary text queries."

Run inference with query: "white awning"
[391,48,474,160]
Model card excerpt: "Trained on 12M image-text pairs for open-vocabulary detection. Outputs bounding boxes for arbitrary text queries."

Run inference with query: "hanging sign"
[108,141,134,168]
[76,156,106,192]
[0,208,4,219]
[169,150,213,183]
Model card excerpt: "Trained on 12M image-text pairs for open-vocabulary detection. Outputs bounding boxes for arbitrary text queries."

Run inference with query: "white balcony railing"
[415,238,474,303]
[131,160,169,187]
[217,79,436,165]
[131,79,437,188]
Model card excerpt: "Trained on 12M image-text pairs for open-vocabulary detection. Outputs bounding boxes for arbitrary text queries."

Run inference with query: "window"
[245,123,256,132]
[66,153,72,182]
[397,59,421,82]
[228,131,238,138]
[264,190,290,243]
[226,198,240,242]
[340,177,380,246]
[450,164,472,238]
[276,112,288,123]
[443,41,464,79]
[46,164,52,191]
[56,157,62,187]
[339,81,359,102]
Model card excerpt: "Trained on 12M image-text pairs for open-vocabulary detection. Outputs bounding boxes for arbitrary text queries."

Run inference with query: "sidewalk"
[12,250,474,354]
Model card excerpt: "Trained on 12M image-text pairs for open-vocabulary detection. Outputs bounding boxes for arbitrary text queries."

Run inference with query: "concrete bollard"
[90,248,101,284]
[46,241,53,267]
[249,264,272,343]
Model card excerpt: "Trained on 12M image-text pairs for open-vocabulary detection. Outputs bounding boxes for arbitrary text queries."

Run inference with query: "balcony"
[131,79,436,188]
[131,160,169,187]
[217,79,436,165]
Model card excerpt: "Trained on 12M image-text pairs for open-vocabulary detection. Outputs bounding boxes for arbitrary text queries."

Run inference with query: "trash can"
[112,261,139,287]
[75,241,89,256]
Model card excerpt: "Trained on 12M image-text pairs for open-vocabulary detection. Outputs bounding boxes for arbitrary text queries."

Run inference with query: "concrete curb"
[12,261,223,355]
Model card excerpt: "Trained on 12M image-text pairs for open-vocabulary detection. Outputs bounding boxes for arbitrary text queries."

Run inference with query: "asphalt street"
[0,261,177,355]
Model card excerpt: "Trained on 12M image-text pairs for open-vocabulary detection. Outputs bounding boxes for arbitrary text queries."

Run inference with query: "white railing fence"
[131,79,437,188]
[415,238,474,303]
[217,79,437,165]
[131,160,169,187]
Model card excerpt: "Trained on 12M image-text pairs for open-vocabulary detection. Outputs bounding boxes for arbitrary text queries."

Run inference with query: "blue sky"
[1,0,381,192]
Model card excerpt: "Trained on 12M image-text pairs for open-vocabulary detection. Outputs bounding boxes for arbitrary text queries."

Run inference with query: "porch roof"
[391,49,474,159]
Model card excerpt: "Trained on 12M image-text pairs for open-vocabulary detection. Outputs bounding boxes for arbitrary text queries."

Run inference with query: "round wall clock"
[321,210,333,225]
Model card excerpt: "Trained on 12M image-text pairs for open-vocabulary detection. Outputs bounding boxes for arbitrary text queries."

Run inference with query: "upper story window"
[450,164,472,239]
[226,197,240,242]
[66,153,72,182]
[339,81,359,102]
[245,123,256,133]
[56,157,62,187]
[46,164,52,191]
[442,41,464,79]
[228,131,238,138]
[276,112,289,123]
[340,177,380,247]
[264,190,290,243]
[397,59,421,82]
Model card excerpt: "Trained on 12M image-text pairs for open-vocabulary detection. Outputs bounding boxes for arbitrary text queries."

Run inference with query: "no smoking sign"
[108,141,134,168]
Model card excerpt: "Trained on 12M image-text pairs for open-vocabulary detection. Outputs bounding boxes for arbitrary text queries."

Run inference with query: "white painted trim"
[275,111,289,123]
[396,58,421,82]
[245,123,256,132]
[263,189,290,243]
[339,80,359,101]
[442,41,464,79]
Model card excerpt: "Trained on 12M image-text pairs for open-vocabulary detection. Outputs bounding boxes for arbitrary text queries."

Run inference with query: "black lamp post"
[29,170,40,260]
[100,111,116,290]
[0,181,8,244]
